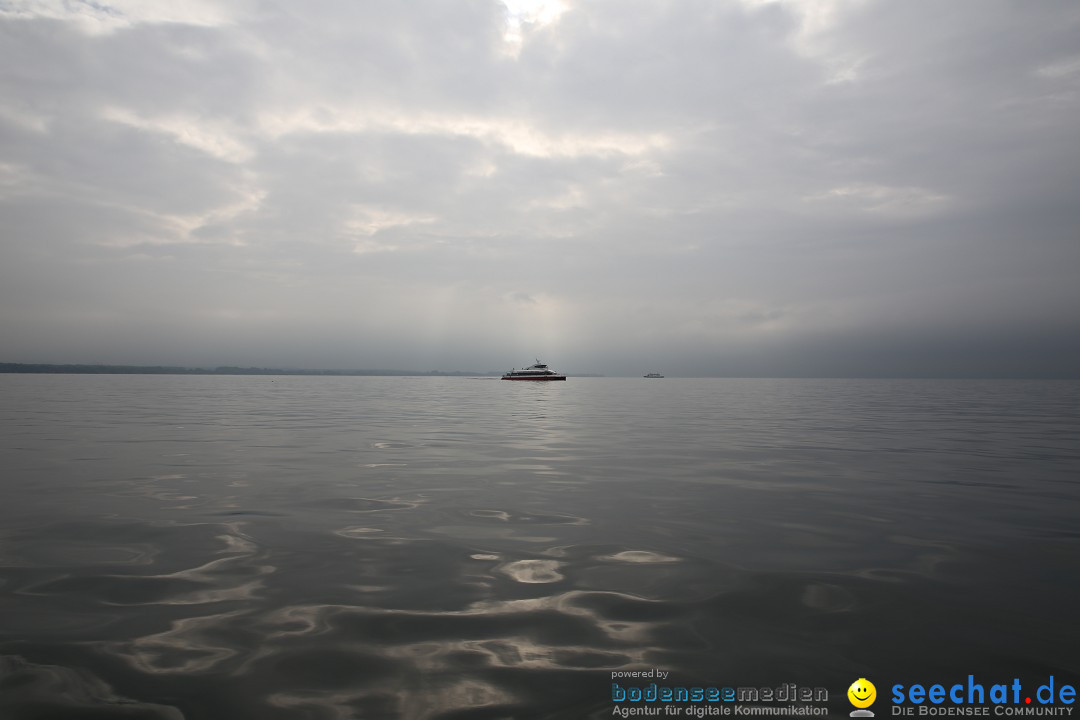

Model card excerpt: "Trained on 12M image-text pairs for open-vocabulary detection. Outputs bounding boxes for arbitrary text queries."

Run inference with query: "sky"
[1,0,1078,377]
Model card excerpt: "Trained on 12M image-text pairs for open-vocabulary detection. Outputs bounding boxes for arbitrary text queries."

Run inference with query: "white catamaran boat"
[644,372,664,378]
[502,361,567,381]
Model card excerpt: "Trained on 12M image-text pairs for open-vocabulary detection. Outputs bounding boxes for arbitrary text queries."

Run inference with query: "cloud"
[1,0,1078,375]
[0,0,241,34]
[804,183,950,217]
[100,106,254,163]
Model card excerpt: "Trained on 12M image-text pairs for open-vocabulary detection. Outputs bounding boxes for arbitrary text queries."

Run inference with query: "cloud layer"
[2,0,1078,375]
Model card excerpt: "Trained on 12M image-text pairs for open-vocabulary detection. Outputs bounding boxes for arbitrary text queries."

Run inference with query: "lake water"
[0,375,1078,719]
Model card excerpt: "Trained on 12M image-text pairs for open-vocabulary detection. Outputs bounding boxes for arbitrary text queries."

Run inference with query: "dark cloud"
[1,0,1078,375]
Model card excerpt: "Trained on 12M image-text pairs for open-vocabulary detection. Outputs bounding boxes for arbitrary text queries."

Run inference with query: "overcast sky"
[1,0,1078,376]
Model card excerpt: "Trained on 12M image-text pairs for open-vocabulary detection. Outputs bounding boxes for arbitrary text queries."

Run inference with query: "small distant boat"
[502,360,566,381]
[644,372,664,378]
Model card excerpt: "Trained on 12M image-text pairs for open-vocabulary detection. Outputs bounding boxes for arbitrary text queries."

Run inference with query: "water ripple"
[0,375,1077,718]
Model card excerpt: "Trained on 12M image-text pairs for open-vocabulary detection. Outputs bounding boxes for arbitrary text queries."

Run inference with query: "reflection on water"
[0,376,1078,718]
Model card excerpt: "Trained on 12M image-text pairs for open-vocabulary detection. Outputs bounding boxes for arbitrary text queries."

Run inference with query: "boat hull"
[501,375,566,381]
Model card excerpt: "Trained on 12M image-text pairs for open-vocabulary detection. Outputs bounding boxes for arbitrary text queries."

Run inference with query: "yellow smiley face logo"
[848,679,877,708]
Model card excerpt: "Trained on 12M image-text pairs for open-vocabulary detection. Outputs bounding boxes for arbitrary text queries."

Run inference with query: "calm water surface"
[0,376,1078,719]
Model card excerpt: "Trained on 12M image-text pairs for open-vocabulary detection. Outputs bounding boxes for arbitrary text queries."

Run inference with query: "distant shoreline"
[0,362,495,377]
[0,362,605,378]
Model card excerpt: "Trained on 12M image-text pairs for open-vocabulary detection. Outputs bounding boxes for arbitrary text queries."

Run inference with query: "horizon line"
[1,362,1077,380]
